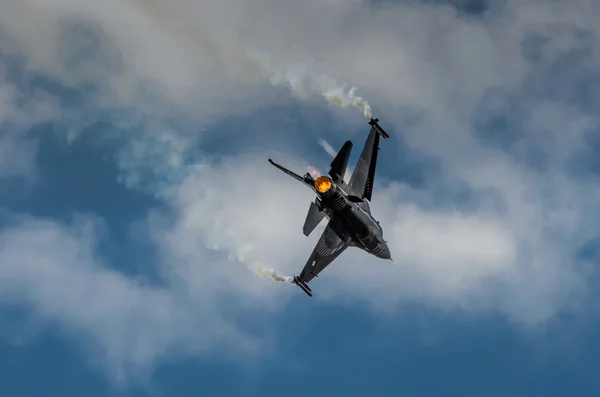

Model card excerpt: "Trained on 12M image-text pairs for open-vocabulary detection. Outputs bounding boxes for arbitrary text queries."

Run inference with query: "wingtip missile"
[293,276,313,297]
[368,117,390,139]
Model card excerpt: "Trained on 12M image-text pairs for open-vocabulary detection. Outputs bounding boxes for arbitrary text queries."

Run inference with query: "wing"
[268,159,315,190]
[348,118,390,202]
[297,221,349,284]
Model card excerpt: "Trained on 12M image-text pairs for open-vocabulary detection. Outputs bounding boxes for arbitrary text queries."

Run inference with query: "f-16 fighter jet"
[268,118,391,297]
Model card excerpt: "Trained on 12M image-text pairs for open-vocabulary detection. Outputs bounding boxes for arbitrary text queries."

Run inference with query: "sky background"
[2,0,600,395]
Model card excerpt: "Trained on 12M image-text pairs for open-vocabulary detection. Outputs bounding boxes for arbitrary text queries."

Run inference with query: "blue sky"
[2,0,600,395]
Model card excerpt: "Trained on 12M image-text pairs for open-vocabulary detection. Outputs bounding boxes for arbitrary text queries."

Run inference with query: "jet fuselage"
[267,117,392,297]
[311,175,391,260]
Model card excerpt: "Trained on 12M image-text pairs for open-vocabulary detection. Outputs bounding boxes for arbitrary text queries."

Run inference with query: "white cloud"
[0,213,270,383]
[161,154,584,326]
[0,0,600,383]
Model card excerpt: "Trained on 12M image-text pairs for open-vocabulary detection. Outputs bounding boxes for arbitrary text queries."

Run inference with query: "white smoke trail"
[234,244,294,284]
[128,0,374,119]
[324,86,373,118]
[318,138,337,158]
[253,51,373,118]
[252,266,294,283]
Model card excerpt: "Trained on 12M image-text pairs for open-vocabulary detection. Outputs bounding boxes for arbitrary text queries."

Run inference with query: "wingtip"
[292,276,313,297]
[368,118,390,139]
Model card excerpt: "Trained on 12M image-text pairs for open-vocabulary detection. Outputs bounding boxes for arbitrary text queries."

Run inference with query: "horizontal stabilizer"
[328,140,353,182]
[303,200,325,236]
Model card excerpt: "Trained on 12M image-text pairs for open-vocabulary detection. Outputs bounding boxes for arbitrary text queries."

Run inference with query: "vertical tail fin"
[328,141,353,182]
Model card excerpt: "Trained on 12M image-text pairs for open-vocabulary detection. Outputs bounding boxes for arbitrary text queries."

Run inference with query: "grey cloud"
[1,0,600,382]
[0,213,266,383]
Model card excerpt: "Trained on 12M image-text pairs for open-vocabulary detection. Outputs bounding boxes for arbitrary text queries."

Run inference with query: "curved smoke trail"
[128,0,374,118]
[128,0,369,284]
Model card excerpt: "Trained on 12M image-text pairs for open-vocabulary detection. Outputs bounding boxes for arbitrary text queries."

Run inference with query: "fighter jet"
[268,118,391,297]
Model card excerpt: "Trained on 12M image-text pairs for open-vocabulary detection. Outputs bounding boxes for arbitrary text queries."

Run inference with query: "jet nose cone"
[376,242,391,260]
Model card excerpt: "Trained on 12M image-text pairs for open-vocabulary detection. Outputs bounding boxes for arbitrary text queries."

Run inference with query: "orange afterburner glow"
[315,176,332,193]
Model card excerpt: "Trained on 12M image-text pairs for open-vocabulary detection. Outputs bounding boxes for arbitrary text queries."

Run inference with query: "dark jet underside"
[269,118,390,297]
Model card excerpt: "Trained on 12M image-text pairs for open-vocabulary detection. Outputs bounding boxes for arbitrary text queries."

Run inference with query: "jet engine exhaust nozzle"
[315,176,332,193]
